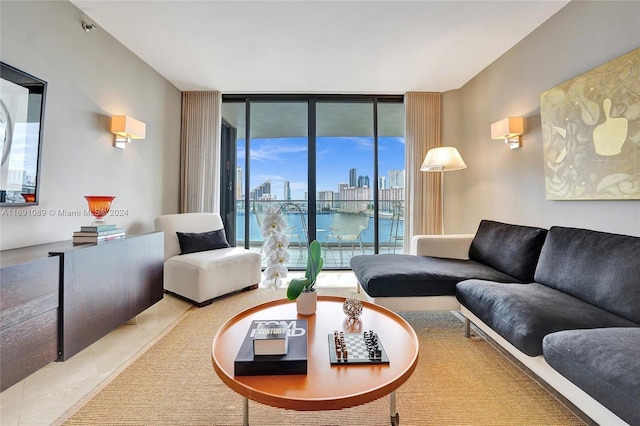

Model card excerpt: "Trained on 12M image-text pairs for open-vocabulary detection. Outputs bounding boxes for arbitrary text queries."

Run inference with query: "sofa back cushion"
[155,213,224,260]
[469,220,548,282]
[535,226,640,324]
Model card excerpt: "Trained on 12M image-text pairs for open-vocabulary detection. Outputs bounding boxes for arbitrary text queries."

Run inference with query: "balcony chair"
[154,213,261,307]
[388,201,404,253]
[325,212,370,264]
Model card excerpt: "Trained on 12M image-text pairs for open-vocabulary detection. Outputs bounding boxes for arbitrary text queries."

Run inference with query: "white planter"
[296,290,317,316]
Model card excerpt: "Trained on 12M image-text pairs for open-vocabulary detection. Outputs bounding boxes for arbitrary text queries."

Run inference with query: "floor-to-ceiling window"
[221,95,404,269]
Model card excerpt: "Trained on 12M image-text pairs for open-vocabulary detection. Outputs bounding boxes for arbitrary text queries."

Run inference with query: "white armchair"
[154,213,261,307]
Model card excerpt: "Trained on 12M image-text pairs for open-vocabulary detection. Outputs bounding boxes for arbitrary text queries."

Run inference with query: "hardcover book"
[80,224,117,232]
[73,227,126,237]
[253,322,288,356]
[72,232,125,244]
[234,319,307,376]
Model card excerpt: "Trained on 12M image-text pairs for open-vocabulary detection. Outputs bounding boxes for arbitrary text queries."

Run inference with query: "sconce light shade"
[111,115,146,149]
[420,147,467,172]
[491,117,523,149]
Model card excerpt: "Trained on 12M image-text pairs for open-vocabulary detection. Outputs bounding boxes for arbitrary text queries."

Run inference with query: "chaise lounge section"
[350,220,547,311]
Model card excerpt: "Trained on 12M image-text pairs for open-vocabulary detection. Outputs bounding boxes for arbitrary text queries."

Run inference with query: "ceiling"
[71,0,569,94]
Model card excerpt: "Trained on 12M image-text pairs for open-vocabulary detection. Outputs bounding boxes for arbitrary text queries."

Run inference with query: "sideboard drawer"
[0,255,59,391]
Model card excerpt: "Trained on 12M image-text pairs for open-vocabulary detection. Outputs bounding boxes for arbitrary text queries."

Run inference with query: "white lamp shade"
[420,147,467,172]
[491,117,523,139]
[111,115,146,139]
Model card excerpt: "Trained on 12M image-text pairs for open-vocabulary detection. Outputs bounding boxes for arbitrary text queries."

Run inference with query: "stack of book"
[253,322,289,355]
[73,224,125,244]
[234,319,308,376]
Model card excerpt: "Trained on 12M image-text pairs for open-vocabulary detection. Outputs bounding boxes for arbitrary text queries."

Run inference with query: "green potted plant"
[286,240,324,315]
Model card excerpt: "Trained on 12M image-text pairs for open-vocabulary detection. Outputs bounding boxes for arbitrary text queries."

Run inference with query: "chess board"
[328,331,390,365]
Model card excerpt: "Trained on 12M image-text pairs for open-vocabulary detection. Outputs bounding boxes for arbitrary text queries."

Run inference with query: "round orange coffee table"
[211,295,419,425]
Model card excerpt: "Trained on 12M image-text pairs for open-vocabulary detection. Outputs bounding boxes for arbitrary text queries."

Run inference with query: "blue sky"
[239,136,405,200]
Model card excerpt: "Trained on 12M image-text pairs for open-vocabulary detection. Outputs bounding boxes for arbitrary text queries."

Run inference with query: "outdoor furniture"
[388,201,404,253]
[325,212,370,264]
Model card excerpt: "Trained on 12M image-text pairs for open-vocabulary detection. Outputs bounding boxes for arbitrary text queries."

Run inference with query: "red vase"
[84,195,115,225]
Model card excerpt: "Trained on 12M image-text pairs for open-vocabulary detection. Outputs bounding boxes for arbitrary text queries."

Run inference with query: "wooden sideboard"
[0,249,59,392]
[0,232,164,390]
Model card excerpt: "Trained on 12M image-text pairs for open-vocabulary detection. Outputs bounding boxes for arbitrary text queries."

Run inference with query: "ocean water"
[236,212,403,245]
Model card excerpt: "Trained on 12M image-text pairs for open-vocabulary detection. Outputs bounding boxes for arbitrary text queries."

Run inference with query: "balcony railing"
[235,199,404,269]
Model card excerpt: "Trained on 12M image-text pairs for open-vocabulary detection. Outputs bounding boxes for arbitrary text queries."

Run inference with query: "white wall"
[0,1,182,250]
[443,0,640,236]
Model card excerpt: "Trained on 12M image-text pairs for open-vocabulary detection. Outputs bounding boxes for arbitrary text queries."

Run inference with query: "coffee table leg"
[243,397,249,426]
[390,390,399,425]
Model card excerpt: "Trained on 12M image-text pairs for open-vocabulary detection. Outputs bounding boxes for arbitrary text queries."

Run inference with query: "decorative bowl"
[343,297,363,320]
[84,195,115,224]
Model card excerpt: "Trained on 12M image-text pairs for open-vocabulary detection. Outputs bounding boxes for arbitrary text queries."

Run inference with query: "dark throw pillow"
[469,220,548,282]
[176,229,230,255]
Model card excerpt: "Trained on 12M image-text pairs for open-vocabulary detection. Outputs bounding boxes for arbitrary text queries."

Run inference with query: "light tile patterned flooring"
[0,272,358,426]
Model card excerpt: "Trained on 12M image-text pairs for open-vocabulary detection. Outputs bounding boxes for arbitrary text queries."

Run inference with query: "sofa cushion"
[534,226,640,324]
[351,254,522,298]
[543,328,640,426]
[164,247,261,304]
[177,229,230,255]
[468,220,547,282]
[456,280,638,356]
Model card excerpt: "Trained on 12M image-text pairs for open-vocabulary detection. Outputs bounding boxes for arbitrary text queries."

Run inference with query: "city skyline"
[239,136,405,200]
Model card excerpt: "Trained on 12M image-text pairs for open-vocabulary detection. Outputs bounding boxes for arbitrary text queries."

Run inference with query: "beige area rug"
[61,287,584,425]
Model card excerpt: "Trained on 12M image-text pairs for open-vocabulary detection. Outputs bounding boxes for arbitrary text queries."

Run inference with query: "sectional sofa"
[351,220,640,426]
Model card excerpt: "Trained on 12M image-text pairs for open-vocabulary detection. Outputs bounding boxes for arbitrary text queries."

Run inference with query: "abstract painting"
[540,47,640,200]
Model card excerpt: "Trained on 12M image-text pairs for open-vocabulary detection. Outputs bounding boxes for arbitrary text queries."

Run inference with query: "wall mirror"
[0,62,47,206]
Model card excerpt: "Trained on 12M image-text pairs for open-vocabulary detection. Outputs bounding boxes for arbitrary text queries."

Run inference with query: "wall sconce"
[491,117,524,150]
[111,115,146,149]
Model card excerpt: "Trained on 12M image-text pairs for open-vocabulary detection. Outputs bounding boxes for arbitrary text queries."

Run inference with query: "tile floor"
[0,271,358,426]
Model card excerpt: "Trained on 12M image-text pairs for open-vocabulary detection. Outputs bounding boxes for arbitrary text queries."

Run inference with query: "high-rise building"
[250,179,271,200]
[378,176,386,190]
[389,170,405,188]
[379,187,404,212]
[284,180,291,201]
[336,183,349,208]
[358,175,369,188]
[318,190,334,211]
[349,168,357,188]
[339,187,370,213]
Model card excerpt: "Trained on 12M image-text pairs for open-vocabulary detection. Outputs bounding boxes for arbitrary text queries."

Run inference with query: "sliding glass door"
[316,102,374,266]
[221,95,404,269]
[249,102,309,268]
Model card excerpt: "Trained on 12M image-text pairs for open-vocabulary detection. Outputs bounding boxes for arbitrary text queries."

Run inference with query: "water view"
[236,211,403,248]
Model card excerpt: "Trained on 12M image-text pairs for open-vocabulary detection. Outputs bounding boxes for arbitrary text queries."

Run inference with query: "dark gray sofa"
[457,225,640,426]
[352,220,640,425]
